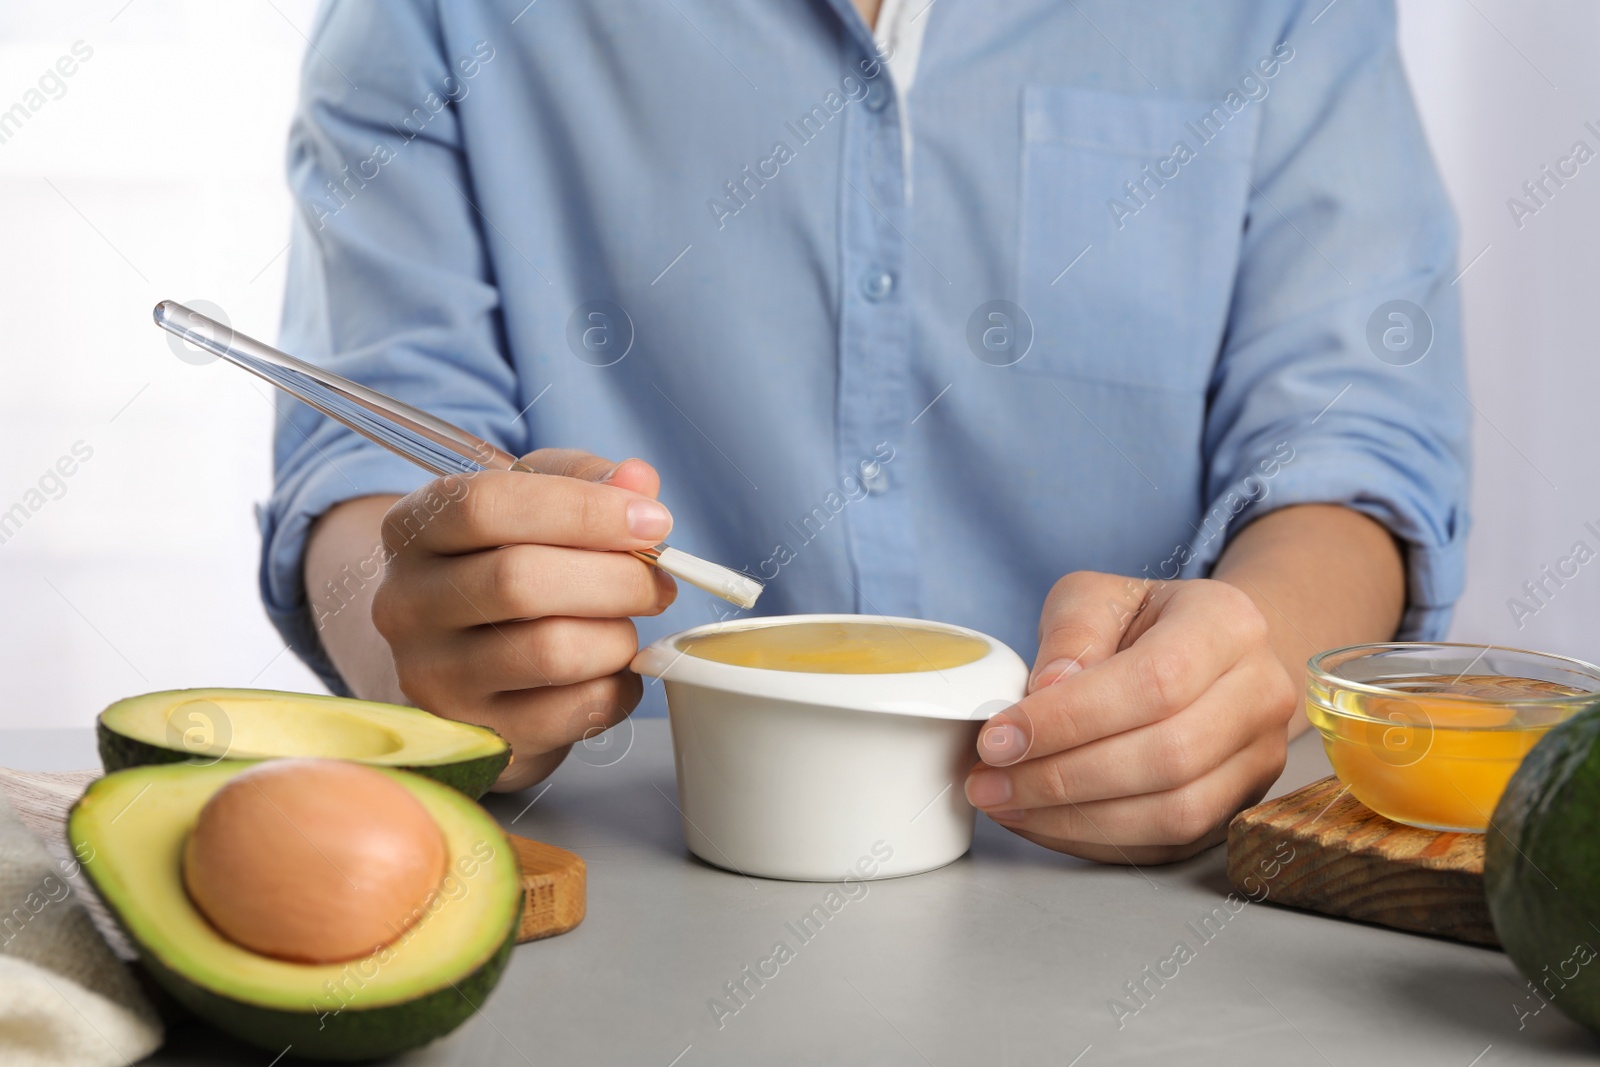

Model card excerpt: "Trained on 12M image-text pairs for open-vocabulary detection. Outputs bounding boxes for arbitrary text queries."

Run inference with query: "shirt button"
[865,82,891,112]
[859,458,890,495]
[860,268,895,302]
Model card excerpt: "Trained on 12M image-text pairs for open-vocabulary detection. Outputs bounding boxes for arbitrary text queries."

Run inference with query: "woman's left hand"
[963,570,1297,865]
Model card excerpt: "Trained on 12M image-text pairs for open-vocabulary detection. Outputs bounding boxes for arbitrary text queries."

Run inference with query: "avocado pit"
[181,758,447,963]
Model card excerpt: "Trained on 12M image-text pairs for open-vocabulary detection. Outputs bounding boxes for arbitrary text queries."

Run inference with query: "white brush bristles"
[652,546,764,609]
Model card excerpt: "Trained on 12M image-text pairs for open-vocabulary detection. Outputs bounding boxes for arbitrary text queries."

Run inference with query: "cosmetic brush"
[152,300,763,609]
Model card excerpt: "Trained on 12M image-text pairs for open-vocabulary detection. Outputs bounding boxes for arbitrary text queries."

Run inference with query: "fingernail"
[627,499,672,541]
[978,716,1029,766]
[599,461,625,482]
[1029,657,1082,693]
[965,769,1012,809]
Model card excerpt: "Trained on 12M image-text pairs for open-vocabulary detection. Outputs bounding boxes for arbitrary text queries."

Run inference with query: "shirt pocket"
[1016,85,1259,392]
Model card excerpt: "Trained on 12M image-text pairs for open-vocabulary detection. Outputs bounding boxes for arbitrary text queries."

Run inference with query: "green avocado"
[69,761,523,1061]
[1486,699,1600,1033]
[98,688,511,798]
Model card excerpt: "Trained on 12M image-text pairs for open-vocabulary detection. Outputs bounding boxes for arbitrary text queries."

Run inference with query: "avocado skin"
[96,720,511,800]
[127,897,520,1062]
[1486,700,1600,1033]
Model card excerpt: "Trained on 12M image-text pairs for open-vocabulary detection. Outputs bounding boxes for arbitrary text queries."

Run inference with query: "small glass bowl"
[1306,643,1600,833]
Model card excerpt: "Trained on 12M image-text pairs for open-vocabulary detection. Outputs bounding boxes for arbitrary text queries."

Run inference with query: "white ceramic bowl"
[630,614,1028,881]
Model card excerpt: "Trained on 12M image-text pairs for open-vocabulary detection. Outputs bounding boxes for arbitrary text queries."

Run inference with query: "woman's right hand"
[370,450,677,790]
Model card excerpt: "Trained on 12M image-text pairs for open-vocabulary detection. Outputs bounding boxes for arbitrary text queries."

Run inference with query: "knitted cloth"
[0,790,162,1066]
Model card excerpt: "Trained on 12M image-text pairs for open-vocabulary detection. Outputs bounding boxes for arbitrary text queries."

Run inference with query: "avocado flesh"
[69,761,523,1060]
[1486,700,1600,1033]
[98,688,510,798]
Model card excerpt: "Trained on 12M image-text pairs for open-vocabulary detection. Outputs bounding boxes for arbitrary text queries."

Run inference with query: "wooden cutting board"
[1226,774,1497,946]
[0,767,585,946]
[507,833,585,942]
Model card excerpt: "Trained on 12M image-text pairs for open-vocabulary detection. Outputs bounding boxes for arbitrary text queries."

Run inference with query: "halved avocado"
[98,688,510,798]
[69,761,523,1061]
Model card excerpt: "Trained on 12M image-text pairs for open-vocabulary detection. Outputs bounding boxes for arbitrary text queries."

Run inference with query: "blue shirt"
[263,0,1470,715]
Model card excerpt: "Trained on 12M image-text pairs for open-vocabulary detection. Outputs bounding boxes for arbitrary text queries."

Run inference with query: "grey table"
[9,724,1597,1066]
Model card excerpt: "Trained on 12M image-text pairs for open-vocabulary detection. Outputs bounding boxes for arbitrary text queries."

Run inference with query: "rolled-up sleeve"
[260,0,524,691]
[1185,0,1471,641]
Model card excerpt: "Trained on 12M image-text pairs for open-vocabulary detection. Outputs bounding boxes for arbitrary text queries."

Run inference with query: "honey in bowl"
[679,620,989,674]
[1307,664,1595,833]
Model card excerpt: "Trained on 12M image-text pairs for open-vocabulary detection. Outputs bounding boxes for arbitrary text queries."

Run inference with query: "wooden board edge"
[507,833,586,943]
[1227,784,1499,947]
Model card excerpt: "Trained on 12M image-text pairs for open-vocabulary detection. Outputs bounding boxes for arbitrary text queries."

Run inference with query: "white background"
[0,1,1595,730]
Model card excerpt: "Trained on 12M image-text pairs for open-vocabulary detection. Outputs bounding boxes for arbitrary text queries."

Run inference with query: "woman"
[264,0,1468,863]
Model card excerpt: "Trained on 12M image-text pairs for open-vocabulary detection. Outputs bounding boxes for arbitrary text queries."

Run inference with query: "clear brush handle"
[152,300,527,479]
[152,300,762,609]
